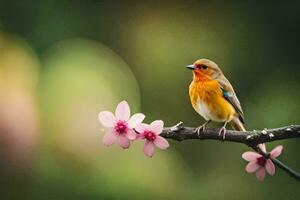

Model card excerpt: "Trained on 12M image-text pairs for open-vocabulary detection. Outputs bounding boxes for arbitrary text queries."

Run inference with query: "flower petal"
[265,159,275,175]
[136,133,145,140]
[128,113,145,128]
[154,136,169,149]
[102,130,117,146]
[115,101,130,121]
[126,129,137,140]
[150,120,164,135]
[99,111,116,127]
[242,152,260,161]
[246,161,260,173]
[118,136,130,149]
[144,141,155,157]
[271,145,283,158]
[135,123,149,134]
[256,167,266,181]
[258,143,266,153]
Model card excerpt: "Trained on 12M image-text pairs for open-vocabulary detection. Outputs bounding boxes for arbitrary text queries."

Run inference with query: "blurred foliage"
[0,1,299,200]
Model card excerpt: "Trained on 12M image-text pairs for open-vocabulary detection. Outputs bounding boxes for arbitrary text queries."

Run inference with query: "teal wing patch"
[221,88,232,98]
[219,84,245,124]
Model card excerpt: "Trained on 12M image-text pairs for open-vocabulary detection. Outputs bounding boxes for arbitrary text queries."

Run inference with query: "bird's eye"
[201,65,208,69]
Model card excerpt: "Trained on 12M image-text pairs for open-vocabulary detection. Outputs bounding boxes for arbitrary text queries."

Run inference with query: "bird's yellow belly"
[189,80,236,122]
[193,97,235,122]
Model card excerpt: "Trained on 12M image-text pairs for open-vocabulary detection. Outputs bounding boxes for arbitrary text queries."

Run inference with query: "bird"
[186,58,245,139]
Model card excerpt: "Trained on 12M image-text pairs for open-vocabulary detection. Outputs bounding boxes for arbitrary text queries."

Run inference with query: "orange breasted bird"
[186,58,245,139]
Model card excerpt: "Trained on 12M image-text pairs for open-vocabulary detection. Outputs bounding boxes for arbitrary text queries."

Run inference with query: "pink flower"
[135,120,169,157]
[242,144,283,181]
[99,101,145,149]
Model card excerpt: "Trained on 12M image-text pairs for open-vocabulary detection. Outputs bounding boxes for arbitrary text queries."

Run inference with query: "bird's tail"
[230,117,246,131]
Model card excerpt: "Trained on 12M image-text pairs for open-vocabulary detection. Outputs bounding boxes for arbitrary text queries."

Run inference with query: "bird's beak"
[186,64,196,70]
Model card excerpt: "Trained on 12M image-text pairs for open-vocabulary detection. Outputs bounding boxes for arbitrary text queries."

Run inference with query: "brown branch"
[161,122,300,181]
[161,122,300,146]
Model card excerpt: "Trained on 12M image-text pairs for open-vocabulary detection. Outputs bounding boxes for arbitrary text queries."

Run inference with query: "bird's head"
[186,58,222,81]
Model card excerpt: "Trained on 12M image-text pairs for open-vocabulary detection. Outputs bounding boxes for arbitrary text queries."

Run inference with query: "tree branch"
[161,122,300,146]
[161,122,300,181]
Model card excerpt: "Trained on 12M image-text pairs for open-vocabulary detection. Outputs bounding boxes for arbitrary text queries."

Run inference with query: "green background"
[0,1,299,200]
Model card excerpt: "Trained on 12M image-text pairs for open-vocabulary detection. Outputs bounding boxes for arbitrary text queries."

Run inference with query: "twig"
[252,145,300,181]
[161,122,300,181]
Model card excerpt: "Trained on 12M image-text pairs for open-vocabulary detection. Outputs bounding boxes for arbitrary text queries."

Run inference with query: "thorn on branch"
[171,121,183,132]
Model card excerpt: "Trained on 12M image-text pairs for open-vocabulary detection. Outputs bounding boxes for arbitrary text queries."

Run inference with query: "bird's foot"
[195,120,211,138]
[218,127,226,140]
[195,125,206,138]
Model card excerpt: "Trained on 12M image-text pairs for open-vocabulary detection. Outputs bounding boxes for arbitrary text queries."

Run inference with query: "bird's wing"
[218,76,245,124]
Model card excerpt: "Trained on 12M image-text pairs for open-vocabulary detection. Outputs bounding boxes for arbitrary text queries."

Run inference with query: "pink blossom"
[99,101,145,149]
[135,120,169,157]
[242,144,283,181]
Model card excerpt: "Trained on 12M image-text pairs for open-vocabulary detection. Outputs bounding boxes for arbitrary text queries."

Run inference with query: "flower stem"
[270,157,300,181]
[251,145,300,182]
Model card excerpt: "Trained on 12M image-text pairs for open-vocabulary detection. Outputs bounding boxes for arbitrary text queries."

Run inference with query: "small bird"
[186,58,245,139]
